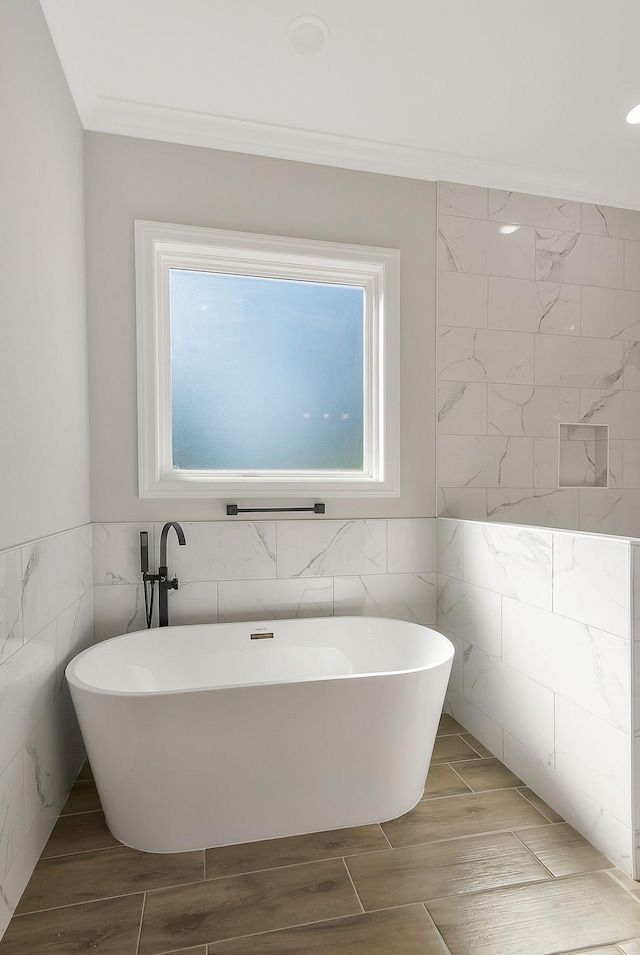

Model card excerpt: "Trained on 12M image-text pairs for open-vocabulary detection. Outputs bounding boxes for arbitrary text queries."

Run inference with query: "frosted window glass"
[170,270,365,471]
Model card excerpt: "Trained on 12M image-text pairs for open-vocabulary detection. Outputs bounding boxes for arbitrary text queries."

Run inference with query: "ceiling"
[40,0,640,209]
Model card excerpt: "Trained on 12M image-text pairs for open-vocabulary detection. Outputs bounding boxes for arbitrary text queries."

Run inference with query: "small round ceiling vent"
[285,15,330,56]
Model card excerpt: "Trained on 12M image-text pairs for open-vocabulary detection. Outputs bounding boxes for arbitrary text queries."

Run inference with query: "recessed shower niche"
[558,423,609,488]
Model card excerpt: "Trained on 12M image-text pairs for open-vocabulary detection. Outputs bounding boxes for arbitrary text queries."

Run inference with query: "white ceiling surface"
[41,0,640,209]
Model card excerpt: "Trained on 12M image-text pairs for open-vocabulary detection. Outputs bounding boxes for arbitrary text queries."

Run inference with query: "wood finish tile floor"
[3,713,640,954]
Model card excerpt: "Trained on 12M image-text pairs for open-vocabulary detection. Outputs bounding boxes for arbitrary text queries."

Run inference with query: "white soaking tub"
[66,617,454,853]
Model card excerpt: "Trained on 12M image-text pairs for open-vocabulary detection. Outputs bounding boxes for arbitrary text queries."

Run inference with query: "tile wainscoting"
[0,524,94,937]
[92,518,438,639]
[437,181,640,535]
[437,516,639,877]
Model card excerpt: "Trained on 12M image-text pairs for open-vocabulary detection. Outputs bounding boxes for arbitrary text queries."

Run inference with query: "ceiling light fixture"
[626,104,640,124]
[285,15,330,56]
[498,224,520,234]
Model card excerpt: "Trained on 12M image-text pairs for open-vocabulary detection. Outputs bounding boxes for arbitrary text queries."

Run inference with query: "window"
[135,221,400,498]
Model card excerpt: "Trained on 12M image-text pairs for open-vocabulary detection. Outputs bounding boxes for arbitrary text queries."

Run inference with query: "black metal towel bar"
[226,503,325,516]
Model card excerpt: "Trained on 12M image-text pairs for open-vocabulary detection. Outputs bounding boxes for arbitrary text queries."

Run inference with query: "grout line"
[134,892,146,955]
[445,761,477,792]
[341,858,365,914]
[421,903,454,955]
[515,787,561,823]
[378,823,393,850]
[510,828,557,879]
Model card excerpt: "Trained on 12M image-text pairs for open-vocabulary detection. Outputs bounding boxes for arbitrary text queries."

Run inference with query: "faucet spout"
[158,522,186,627]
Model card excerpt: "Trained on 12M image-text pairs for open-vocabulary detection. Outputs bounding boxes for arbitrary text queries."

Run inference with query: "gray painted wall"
[84,133,437,522]
[0,0,90,551]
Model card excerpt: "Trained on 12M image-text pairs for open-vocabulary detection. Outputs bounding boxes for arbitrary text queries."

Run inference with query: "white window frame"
[135,220,400,498]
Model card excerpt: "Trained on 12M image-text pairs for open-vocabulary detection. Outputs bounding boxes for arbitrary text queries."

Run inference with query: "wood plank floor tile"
[431,736,479,763]
[382,789,548,848]
[449,757,523,792]
[557,948,628,954]
[0,894,143,955]
[138,858,361,954]
[346,830,551,909]
[514,823,614,877]
[206,905,449,954]
[16,845,205,914]
[42,810,120,858]
[517,787,564,823]
[437,713,466,736]
[206,824,387,879]
[77,760,93,780]
[554,949,625,955]
[427,871,640,955]
[423,763,472,799]
[606,868,640,899]
[459,734,493,758]
[162,948,207,955]
[61,778,102,815]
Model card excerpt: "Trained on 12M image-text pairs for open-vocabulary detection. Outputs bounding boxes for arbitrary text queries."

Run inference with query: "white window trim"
[135,220,400,498]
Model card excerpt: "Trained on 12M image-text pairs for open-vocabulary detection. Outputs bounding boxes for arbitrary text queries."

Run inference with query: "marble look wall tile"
[55,592,94,699]
[22,531,83,643]
[78,525,93,597]
[579,488,640,538]
[162,521,276,582]
[488,384,579,437]
[633,544,640,644]
[625,240,640,291]
[553,533,630,638]
[462,522,553,609]
[623,441,640,487]
[439,628,464,697]
[581,389,640,439]
[438,181,488,219]
[439,215,535,279]
[334,573,437,625]
[444,687,504,759]
[582,203,640,241]
[533,438,559,489]
[503,733,632,874]
[277,520,386,578]
[581,287,640,340]
[386,519,437,574]
[438,271,488,327]
[438,435,533,488]
[609,440,624,488]
[502,597,629,731]
[535,336,624,389]
[93,584,146,643]
[555,696,631,825]
[487,277,580,335]
[160,581,217,627]
[219,577,333,623]
[0,549,23,666]
[437,381,487,434]
[489,191,581,231]
[623,342,640,390]
[0,629,57,775]
[93,523,153,586]
[436,575,501,657]
[0,751,24,886]
[437,519,463,579]
[463,648,555,763]
[438,488,487,520]
[487,488,580,530]
[535,230,624,287]
[439,326,534,384]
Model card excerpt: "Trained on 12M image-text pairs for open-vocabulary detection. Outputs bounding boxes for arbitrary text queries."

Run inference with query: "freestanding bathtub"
[66,617,454,853]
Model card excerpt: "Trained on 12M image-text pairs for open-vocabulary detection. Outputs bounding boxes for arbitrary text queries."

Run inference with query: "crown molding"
[87,96,640,212]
